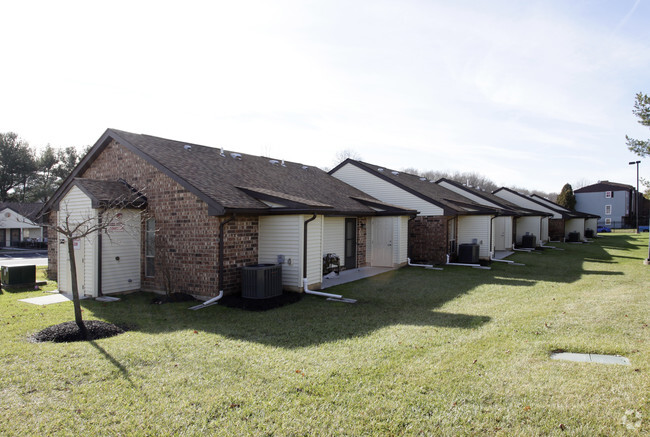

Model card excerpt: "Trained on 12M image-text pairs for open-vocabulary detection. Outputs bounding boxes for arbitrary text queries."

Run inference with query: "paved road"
[0,252,48,267]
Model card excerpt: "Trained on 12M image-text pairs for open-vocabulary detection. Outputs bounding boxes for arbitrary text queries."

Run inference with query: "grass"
[1,235,648,436]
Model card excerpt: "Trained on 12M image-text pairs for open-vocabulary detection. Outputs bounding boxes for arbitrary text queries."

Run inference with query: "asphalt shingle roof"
[45,129,414,217]
[332,160,500,216]
[73,179,147,208]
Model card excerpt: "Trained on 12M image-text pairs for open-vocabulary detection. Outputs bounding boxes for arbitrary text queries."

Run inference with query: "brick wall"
[549,219,565,241]
[56,139,261,297]
[408,215,450,265]
[357,217,368,267]
[47,212,58,279]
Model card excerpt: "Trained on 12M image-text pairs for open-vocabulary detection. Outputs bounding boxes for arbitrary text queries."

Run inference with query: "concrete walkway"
[550,352,630,365]
[493,250,515,260]
[19,293,86,305]
[321,266,396,289]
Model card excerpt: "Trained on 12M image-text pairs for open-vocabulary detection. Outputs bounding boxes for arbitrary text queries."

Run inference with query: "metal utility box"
[458,244,480,264]
[522,234,537,248]
[241,264,283,299]
[584,229,594,238]
[1,265,36,287]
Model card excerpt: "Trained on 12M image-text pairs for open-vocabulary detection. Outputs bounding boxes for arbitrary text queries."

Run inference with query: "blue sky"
[1,0,648,193]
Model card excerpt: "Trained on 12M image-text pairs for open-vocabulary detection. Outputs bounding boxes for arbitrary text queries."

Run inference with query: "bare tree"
[47,187,146,339]
[333,149,362,166]
[574,178,592,190]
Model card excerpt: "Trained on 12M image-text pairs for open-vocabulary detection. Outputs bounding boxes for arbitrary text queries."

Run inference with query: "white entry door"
[371,217,393,267]
[494,217,507,251]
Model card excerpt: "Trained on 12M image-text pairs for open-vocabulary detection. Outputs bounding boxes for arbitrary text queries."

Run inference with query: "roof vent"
[302,165,308,170]
[220,147,225,157]
[230,153,242,160]
[183,145,192,150]
[281,159,286,167]
[391,171,399,175]
[378,168,384,172]
[419,177,426,181]
[269,159,279,165]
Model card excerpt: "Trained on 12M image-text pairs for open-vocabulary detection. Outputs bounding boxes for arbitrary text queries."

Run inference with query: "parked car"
[639,225,649,232]
[597,226,612,233]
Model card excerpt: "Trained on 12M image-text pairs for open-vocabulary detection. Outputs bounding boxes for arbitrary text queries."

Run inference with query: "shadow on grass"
[89,340,135,387]
[78,235,626,348]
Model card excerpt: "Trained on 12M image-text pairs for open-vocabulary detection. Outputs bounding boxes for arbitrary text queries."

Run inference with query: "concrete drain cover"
[550,352,630,366]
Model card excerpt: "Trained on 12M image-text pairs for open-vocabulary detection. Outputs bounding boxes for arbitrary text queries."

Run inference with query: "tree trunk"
[67,238,88,340]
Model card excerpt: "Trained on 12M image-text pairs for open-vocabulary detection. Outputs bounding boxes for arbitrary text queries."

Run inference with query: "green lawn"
[1,234,648,436]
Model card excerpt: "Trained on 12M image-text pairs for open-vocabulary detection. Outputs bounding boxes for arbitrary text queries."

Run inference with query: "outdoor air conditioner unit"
[458,244,480,264]
[241,264,283,299]
[1,265,36,287]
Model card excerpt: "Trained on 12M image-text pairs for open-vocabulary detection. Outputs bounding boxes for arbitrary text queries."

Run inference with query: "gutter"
[302,214,356,302]
[189,214,235,310]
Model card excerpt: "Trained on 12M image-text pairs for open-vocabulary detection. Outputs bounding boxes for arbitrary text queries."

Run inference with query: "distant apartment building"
[575,181,647,228]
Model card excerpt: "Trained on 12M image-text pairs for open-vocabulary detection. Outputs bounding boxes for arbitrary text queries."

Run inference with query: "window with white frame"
[605,191,612,198]
[145,218,155,277]
[605,218,611,225]
[605,205,612,215]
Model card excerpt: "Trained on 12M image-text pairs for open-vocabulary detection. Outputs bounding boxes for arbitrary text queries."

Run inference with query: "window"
[605,191,612,198]
[605,205,612,215]
[605,218,612,225]
[145,218,155,277]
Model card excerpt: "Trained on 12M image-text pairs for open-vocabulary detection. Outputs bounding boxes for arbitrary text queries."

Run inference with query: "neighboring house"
[575,181,647,228]
[436,179,552,248]
[42,129,415,299]
[529,194,599,239]
[493,188,597,241]
[330,160,503,263]
[0,202,45,247]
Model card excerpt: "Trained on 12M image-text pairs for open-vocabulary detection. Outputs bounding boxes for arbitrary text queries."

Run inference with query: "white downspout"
[203,290,223,306]
[445,254,491,269]
[407,258,443,270]
[303,278,343,299]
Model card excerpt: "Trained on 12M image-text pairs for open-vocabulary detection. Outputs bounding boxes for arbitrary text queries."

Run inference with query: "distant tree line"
[402,167,558,201]
[0,132,85,203]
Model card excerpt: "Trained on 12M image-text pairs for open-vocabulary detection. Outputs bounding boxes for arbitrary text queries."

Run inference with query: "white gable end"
[332,163,444,216]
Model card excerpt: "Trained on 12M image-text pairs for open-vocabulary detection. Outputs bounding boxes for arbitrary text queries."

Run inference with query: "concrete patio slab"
[19,293,87,305]
[321,266,396,289]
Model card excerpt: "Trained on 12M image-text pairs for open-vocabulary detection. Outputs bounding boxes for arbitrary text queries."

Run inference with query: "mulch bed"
[218,292,303,311]
[30,320,127,343]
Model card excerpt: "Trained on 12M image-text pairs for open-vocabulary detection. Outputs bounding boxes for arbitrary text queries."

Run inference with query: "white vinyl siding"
[457,215,492,259]
[305,215,323,287]
[565,218,585,239]
[396,215,408,264]
[585,218,598,235]
[332,163,444,216]
[258,215,302,289]
[57,186,98,296]
[438,181,502,208]
[101,208,141,294]
[494,190,561,219]
[532,195,570,212]
[322,217,345,258]
[516,216,542,246]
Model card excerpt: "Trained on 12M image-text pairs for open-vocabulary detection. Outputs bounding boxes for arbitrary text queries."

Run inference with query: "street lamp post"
[629,161,640,233]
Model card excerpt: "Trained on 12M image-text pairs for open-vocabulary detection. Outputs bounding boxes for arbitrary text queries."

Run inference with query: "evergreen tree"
[626,92,650,157]
[556,183,576,210]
